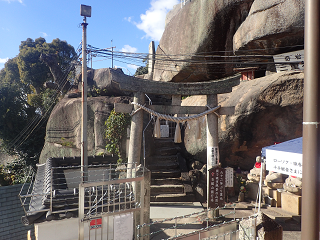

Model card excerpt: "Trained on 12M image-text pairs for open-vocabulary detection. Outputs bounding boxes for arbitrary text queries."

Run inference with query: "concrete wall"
[0,184,34,240]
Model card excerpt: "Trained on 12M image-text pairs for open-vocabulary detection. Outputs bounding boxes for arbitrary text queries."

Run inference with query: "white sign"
[113,213,133,240]
[266,149,302,177]
[160,125,169,138]
[273,50,304,73]
[207,146,219,169]
[225,167,234,187]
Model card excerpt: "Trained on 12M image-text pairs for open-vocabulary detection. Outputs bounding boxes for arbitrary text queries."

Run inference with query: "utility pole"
[80,4,91,183]
[111,40,116,68]
[79,5,91,240]
[302,0,320,239]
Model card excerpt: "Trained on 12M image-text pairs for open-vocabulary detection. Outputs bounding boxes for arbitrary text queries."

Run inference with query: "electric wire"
[5,42,304,157]
[6,44,82,153]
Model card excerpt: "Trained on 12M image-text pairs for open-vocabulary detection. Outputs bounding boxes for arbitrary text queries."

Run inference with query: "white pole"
[81,16,88,183]
[258,161,264,213]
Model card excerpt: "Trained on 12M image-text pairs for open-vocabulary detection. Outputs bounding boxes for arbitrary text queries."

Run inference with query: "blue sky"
[0,0,179,74]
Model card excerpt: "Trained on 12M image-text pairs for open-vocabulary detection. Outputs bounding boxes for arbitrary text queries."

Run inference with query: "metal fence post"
[79,183,85,240]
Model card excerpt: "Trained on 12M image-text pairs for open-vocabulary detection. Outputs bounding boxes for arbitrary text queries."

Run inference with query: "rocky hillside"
[153,0,304,82]
[182,71,303,170]
[39,1,305,170]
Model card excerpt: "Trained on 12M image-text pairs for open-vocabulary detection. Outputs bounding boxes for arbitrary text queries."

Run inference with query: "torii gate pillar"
[127,91,145,178]
[206,94,219,169]
[207,94,219,218]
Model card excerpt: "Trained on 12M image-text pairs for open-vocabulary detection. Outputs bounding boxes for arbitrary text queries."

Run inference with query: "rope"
[131,102,221,123]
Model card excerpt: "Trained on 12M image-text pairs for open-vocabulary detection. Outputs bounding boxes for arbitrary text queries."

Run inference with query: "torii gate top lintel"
[112,74,240,95]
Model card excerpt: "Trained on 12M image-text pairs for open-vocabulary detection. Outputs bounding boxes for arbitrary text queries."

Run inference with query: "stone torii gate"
[112,74,240,205]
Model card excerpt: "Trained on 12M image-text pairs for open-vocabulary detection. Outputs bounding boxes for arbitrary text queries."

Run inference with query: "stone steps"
[151,193,196,202]
[155,146,180,156]
[151,169,181,179]
[153,138,176,148]
[148,158,179,171]
[151,185,184,195]
[149,138,195,202]
[151,178,182,185]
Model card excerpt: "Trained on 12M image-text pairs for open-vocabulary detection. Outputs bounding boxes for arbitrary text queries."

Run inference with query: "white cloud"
[135,0,179,41]
[2,0,23,3]
[0,58,8,64]
[0,58,8,70]
[40,32,48,38]
[127,64,139,71]
[121,45,138,53]
[124,17,132,23]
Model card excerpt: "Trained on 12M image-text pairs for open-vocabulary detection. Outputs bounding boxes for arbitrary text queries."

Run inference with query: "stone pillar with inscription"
[206,94,220,219]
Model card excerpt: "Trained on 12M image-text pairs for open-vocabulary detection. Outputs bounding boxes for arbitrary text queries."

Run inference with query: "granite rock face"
[233,0,305,54]
[75,68,131,96]
[153,0,304,82]
[182,71,303,170]
[39,96,131,164]
[153,0,254,82]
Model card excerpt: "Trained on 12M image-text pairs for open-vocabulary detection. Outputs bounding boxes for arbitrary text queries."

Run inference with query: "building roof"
[20,156,142,225]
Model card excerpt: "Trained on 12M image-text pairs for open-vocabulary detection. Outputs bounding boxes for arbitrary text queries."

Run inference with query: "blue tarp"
[261,137,302,157]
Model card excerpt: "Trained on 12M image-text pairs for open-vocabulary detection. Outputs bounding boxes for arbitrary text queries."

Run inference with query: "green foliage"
[105,110,131,163]
[0,37,76,177]
[60,137,75,148]
[134,64,148,76]
[89,86,109,97]
[0,159,30,186]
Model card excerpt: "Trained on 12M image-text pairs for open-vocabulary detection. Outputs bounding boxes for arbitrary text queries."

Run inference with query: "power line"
[6,44,82,153]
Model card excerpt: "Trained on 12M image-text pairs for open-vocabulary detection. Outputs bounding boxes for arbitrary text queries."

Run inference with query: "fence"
[19,160,150,240]
[137,204,258,240]
[78,167,150,240]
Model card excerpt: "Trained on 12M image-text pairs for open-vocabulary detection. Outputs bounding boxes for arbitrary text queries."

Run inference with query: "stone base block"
[262,187,281,207]
[246,182,259,200]
[264,181,284,190]
[264,196,276,207]
[281,191,301,215]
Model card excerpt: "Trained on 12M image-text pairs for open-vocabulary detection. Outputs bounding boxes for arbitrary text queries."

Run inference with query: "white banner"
[266,149,302,177]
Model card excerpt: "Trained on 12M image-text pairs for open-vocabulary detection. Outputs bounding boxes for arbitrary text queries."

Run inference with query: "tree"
[134,64,148,76]
[0,38,77,177]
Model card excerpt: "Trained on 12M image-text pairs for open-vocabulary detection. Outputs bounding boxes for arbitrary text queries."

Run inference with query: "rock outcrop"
[75,68,132,96]
[233,0,305,54]
[153,0,304,82]
[39,95,131,164]
[153,0,254,82]
[182,71,303,170]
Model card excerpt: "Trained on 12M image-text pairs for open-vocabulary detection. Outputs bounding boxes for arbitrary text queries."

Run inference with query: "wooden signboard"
[208,167,225,208]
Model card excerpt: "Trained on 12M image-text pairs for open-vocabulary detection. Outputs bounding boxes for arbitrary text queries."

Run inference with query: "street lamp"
[80,4,91,183]
[79,5,91,240]
[80,4,91,17]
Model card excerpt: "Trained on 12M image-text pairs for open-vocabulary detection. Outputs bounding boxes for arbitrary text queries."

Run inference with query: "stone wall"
[0,184,34,240]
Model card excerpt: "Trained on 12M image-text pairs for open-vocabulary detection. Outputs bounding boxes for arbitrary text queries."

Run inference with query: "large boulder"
[75,68,132,96]
[39,96,131,164]
[233,0,305,54]
[153,0,305,82]
[153,0,254,82]
[182,71,303,170]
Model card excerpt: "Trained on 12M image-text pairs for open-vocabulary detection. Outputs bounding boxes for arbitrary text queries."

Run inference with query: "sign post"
[208,167,225,209]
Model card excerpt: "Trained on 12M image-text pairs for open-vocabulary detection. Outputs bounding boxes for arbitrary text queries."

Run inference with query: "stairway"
[148,138,195,202]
